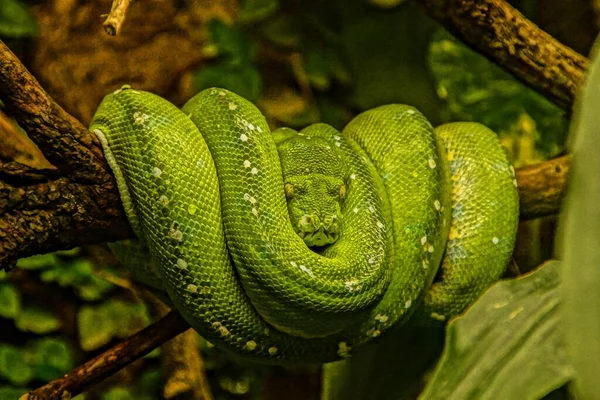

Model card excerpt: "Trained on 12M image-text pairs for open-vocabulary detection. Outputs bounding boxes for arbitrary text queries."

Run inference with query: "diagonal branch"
[0,41,107,182]
[0,40,133,269]
[20,311,191,400]
[416,0,589,111]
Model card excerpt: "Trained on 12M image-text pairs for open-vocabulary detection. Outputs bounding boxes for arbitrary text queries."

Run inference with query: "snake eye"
[285,183,294,198]
[339,184,346,200]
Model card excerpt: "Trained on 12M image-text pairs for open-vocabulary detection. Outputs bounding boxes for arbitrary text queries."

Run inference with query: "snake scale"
[90,85,519,364]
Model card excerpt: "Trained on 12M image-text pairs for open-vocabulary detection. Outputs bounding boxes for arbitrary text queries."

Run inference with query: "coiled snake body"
[90,86,519,364]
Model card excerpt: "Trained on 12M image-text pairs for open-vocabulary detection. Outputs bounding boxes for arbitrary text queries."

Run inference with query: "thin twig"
[103,0,132,36]
[20,311,190,400]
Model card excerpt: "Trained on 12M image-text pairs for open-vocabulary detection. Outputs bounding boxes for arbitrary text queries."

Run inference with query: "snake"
[90,85,519,364]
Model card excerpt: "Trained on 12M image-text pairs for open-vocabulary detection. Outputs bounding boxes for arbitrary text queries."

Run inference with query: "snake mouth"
[298,228,339,247]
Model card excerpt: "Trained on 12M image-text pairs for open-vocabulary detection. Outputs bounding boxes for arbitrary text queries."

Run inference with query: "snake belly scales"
[90,85,519,364]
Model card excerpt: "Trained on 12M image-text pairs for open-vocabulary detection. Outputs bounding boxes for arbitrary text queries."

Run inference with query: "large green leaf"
[560,35,600,399]
[195,20,262,101]
[420,261,571,399]
[339,2,442,121]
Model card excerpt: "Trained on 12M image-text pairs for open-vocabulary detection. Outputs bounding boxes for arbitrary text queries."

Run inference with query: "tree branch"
[516,155,570,220]
[416,0,589,111]
[0,41,106,181]
[20,311,190,400]
[0,40,133,269]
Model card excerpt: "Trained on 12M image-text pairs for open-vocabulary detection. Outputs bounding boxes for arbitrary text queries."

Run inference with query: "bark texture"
[417,0,589,111]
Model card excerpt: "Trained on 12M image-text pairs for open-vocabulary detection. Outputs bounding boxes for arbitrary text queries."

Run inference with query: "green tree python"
[90,85,519,364]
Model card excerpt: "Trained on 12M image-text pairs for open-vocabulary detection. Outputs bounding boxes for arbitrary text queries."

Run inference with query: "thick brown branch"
[0,163,132,270]
[516,155,570,220]
[0,40,106,182]
[416,0,589,111]
[21,311,191,400]
[0,40,133,268]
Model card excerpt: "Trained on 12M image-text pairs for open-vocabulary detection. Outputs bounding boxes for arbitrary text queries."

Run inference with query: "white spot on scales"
[151,167,162,177]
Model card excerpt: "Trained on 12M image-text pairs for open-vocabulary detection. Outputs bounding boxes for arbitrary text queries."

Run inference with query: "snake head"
[284,175,345,247]
[276,132,348,248]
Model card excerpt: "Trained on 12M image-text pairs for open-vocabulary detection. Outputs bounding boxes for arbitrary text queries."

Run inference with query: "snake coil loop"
[91,86,519,364]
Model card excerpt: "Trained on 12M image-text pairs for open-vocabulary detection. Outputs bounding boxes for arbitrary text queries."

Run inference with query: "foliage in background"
[428,29,568,166]
[195,20,262,102]
[0,0,36,38]
[0,250,159,399]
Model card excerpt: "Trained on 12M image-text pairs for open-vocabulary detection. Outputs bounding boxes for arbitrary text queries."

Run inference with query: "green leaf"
[428,29,567,160]
[39,258,114,301]
[0,345,34,386]
[420,261,572,400]
[78,299,150,351]
[301,45,351,91]
[15,306,61,334]
[560,34,600,399]
[26,338,75,382]
[78,303,113,351]
[55,247,82,257]
[0,282,21,319]
[239,0,279,23]
[0,0,37,38]
[17,253,59,270]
